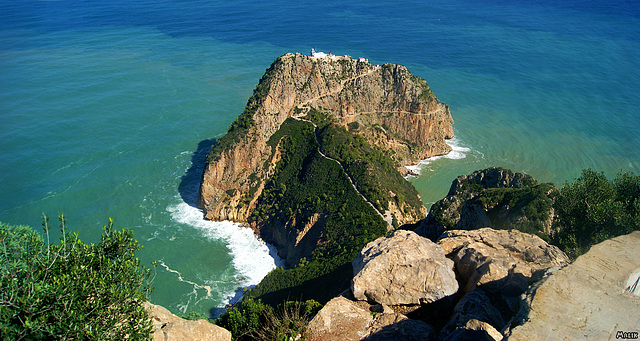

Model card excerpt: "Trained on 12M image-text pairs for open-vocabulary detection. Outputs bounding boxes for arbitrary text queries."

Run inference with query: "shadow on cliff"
[178,138,217,207]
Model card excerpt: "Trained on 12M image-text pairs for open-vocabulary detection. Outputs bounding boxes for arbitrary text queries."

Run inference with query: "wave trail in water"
[406,137,472,176]
[167,202,283,305]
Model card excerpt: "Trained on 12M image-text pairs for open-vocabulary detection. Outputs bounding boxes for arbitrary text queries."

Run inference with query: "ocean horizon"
[1,0,639,316]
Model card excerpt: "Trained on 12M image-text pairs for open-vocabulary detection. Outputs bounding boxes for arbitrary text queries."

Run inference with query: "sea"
[1,0,639,317]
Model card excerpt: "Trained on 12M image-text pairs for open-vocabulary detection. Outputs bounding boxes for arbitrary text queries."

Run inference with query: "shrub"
[553,169,640,259]
[0,215,154,340]
[215,298,322,340]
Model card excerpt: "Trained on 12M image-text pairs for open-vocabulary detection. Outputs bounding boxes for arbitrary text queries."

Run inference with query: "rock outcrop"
[352,230,458,306]
[415,167,558,241]
[144,302,231,341]
[438,228,570,296]
[438,288,506,339]
[437,227,570,332]
[305,295,436,341]
[508,231,640,340]
[198,52,453,223]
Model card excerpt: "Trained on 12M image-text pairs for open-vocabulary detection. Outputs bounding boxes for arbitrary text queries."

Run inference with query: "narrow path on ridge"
[291,115,393,229]
[283,64,392,228]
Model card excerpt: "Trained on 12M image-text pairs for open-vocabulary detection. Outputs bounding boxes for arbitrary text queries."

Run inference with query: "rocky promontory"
[198,52,453,224]
[195,52,455,302]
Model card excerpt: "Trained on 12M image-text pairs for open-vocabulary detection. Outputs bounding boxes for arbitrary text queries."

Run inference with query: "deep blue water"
[1,0,639,316]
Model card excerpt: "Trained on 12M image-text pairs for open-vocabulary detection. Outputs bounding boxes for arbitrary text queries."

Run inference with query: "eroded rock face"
[198,53,453,223]
[437,228,569,301]
[143,302,231,341]
[508,231,640,340]
[352,230,458,306]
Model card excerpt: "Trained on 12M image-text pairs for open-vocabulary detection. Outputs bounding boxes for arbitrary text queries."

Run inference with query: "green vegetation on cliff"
[242,108,426,304]
[553,169,640,259]
[317,114,423,214]
[0,216,153,340]
[423,167,639,260]
[215,298,321,340]
[246,113,389,303]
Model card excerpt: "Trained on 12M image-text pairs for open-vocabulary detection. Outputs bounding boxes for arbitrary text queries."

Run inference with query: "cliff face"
[198,53,454,223]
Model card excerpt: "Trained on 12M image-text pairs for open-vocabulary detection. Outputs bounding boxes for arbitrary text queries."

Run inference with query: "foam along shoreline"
[405,137,470,177]
[167,202,284,306]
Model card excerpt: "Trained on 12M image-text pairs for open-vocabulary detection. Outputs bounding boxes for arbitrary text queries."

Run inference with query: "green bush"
[553,169,640,259]
[0,215,154,340]
[215,298,322,340]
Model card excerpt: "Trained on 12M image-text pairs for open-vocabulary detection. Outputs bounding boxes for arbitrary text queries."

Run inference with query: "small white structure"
[310,48,328,58]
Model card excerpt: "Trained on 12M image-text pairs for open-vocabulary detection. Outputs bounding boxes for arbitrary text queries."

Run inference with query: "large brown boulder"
[508,231,640,340]
[306,296,373,341]
[438,228,570,296]
[305,296,435,341]
[352,230,458,306]
[143,302,231,341]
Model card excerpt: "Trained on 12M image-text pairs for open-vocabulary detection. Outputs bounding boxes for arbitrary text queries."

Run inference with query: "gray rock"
[414,167,556,242]
[437,228,570,297]
[352,230,458,306]
[508,231,640,340]
[364,314,435,340]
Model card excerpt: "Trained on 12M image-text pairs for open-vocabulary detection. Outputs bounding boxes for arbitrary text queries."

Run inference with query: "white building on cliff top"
[310,48,328,58]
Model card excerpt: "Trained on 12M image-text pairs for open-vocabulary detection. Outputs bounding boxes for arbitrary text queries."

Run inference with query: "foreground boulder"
[306,295,435,341]
[143,302,231,341]
[438,228,570,296]
[508,231,640,340]
[439,288,506,339]
[352,230,458,306]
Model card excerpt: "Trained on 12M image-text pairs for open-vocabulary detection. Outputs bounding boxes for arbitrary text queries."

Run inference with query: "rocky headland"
[198,52,453,225]
[196,52,455,303]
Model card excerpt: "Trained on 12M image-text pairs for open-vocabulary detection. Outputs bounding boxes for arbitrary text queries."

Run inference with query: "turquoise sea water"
[2,0,639,316]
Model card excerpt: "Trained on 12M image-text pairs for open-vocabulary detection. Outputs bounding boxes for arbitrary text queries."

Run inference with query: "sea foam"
[405,137,471,176]
[167,202,283,304]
